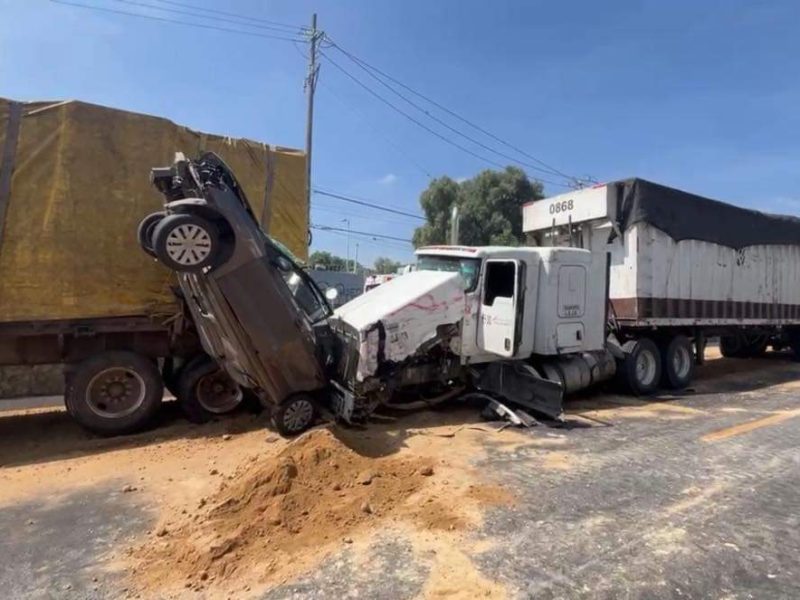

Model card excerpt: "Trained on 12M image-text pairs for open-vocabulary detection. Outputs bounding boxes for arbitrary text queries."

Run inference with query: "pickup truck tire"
[272,394,317,436]
[176,357,243,423]
[137,211,165,258]
[65,351,163,436]
[619,338,662,395]
[152,213,220,273]
[660,335,694,390]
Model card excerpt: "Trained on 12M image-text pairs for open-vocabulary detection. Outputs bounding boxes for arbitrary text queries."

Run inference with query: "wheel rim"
[86,368,146,419]
[635,349,657,387]
[672,345,692,379]
[196,370,243,414]
[165,224,212,266]
[282,399,314,432]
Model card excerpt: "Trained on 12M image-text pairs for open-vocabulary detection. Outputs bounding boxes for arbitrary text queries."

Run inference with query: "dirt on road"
[3,349,799,598]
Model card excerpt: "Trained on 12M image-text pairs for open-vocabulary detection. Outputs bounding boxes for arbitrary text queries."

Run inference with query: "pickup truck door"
[477,259,521,357]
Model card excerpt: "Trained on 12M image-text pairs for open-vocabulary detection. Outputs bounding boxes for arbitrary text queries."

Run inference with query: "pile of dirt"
[130,427,509,595]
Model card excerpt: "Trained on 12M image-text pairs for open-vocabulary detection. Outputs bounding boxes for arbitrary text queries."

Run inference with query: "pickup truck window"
[416,256,481,292]
[279,268,331,323]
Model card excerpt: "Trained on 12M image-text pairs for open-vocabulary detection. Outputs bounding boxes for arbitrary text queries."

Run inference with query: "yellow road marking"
[701,409,800,442]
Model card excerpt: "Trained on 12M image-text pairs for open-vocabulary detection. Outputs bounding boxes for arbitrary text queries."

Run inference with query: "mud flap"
[475,361,564,420]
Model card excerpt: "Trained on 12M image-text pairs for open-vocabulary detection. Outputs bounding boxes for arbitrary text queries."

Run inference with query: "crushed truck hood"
[331,270,466,381]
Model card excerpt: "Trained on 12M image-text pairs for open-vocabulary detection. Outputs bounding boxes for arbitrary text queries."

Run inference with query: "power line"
[147,0,308,31]
[314,189,425,220]
[312,203,417,226]
[320,51,569,189]
[314,227,411,252]
[50,0,306,42]
[327,41,575,184]
[326,38,581,185]
[319,80,434,179]
[311,224,412,243]
[107,0,307,35]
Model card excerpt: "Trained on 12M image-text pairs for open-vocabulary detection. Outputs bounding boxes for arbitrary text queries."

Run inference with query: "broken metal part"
[474,361,564,420]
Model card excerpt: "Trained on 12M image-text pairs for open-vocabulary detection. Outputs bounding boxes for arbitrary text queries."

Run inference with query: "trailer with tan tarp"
[0,97,308,434]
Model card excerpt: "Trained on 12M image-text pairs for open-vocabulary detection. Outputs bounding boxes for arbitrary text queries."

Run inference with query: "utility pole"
[354,242,359,274]
[342,218,351,272]
[304,13,320,247]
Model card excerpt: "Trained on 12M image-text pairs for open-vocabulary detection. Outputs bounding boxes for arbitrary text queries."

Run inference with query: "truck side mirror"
[325,288,339,302]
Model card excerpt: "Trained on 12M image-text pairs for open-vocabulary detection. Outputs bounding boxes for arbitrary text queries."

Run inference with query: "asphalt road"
[2,353,800,599]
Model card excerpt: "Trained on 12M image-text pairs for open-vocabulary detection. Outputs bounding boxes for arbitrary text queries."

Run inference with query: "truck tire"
[152,213,220,273]
[743,335,769,357]
[272,394,318,437]
[619,338,662,395]
[65,351,163,436]
[137,211,165,258]
[176,357,243,423]
[719,335,745,358]
[661,335,695,390]
[788,330,800,362]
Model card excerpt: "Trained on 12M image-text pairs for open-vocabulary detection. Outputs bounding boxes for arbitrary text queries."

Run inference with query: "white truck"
[329,244,618,422]
[328,178,800,424]
[522,178,800,389]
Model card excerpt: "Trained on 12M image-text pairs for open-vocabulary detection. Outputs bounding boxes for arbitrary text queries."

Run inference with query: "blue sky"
[2,0,799,267]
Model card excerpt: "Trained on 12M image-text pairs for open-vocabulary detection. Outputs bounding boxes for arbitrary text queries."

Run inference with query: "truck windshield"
[416,255,481,292]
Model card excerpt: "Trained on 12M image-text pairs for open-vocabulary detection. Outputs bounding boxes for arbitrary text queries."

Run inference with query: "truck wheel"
[661,335,695,389]
[272,394,317,437]
[176,357,243,423]
[65,351,163,436]
[619,338,662,395]
[137,211,165,258]
[152,213,220,272]
[743,335,769,357]
[719,335,744,358]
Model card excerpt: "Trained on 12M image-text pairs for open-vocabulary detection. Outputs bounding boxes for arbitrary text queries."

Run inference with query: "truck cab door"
[477,259,521,357]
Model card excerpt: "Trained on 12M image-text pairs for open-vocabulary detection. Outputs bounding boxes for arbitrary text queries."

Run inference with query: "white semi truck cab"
[328,244,617,423]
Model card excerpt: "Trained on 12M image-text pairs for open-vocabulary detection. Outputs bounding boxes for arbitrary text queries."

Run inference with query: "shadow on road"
[0,400,268,469]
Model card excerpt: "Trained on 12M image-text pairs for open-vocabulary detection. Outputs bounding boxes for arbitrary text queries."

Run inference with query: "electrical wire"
[311,226,412,252]
[326,38,581,185]
[314,189,425,220]
[311,224,412,243]
[319,80,434,180]
[320,51,569,189]
[50,0,307,42]
[106,0,308,35]
[327,41,575,184]
[146,0,309,31]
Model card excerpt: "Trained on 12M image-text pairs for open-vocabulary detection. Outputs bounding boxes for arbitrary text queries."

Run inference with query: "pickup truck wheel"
[661,335,695,389]
[152,213,220,272]
[137,211,165,258]
[65,351,163,436]
[176,357,243,423]
[620,338,662,395]
[272,394,317,437]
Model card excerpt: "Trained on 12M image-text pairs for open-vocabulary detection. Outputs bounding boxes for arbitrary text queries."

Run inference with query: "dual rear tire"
[65,351,245,436]
[618,335,694,395]
[65,351,164,436]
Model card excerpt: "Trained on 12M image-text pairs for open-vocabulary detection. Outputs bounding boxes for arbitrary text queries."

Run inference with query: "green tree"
[412,167,544,247]
[374,257,403,274]
[309,250,349,271]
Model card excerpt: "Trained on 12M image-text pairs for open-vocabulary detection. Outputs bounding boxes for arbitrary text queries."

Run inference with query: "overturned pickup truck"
[140,153,620,435]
